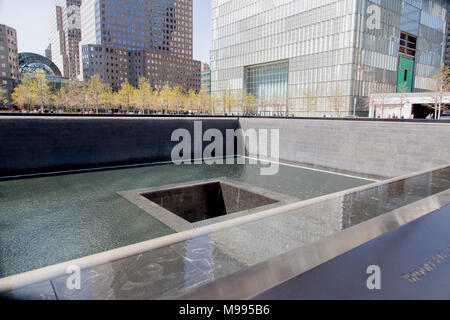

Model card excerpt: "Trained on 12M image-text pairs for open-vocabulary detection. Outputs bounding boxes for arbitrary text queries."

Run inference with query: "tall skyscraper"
[211,0,448,116]
[45,44,53,60]
[445,1,450,68]
[80,0,200,91]
[50,0,82,80]
[0,24,19,97]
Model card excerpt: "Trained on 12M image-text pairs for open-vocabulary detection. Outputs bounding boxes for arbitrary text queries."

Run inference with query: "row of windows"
[0,27,15,37]
[212,0,446,97]
[99,0,192,57]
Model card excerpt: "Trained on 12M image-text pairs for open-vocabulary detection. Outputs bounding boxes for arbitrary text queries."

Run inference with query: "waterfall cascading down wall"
[239,118,450,178]
[0,116,449,178]
[0,117,240,177]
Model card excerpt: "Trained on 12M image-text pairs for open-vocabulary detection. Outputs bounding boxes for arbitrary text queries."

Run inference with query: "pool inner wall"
[0,116,449,178]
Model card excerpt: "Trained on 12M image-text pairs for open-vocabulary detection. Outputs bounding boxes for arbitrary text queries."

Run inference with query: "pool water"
[0,160,372,278]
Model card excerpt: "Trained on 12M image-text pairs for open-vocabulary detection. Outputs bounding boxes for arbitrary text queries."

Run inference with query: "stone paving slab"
[253,205,450,300]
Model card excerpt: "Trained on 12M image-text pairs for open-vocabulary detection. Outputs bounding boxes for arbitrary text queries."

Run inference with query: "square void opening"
[142,181,279,223]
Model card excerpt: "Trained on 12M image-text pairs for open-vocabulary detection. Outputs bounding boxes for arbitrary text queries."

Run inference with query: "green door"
[397,57,413,92]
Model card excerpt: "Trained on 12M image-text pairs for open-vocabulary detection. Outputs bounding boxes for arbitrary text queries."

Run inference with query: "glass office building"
[245,60,289,116]
[201,63,211,93]
[211,0,448,116]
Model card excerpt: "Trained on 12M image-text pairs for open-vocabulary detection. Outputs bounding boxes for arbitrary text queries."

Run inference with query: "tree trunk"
[438,100,442,119]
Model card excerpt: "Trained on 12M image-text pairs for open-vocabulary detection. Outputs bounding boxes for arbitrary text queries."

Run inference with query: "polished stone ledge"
[182,189,450,300]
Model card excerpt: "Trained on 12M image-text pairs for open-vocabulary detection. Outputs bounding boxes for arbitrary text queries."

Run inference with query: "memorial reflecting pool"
[0,160,372,278]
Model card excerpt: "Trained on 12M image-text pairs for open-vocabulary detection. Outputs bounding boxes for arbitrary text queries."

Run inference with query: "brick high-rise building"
[50,0,82,80]
[80,0,200,91]
[0,24,19,97]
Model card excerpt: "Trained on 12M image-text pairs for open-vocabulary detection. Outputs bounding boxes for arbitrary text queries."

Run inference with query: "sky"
[0,0,211,63]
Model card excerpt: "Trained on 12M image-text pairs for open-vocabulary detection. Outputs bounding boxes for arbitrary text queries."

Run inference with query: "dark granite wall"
[1,116,449,178]
[240,118,450,177]
[0,117,240,177]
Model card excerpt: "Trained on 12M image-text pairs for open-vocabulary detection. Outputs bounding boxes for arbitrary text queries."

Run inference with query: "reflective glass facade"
[18,53,63,77]
[401,2,421,35]
[211,0,448,116]
[201,63,211,93]
[245,60,289,115]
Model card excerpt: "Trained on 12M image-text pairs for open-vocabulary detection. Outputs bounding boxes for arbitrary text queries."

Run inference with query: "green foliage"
[243,93,257,114]
[12,70,51,110]
[31,70,51,109]
[115,80,136,110]
[87,74,106,113]
[9,74,265,115]
[136,77,152,112]
[303,87,317,115]
[222,86,235,114]
[0,89,9,107]
[11,77,34,110]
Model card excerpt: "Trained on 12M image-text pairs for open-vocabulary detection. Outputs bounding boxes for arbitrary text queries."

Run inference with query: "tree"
[397,82,409,118]
[136,77,152,114]
[159,83,172,114]
[66,81,87,113]
[427,64,450,119]
[369,79,392,118]
[167,85,179,113]
[210,93,220,115]
[259,88,267,116]
[52,84,71,112]
[222,86,235,115]
[304,87,317,117]
[199,89,212,114]
[172,85,186,113]
[101,84,114,113]
[270,93,284,116]
[331,84,344,117]
[243,93,257,115]
[234,89,245,115]
[87,74,105,114]
[149,88,160,113]
[11,77,34,111]
[186,89,200,114]
[30,70,51,111]
[0,89,9,108]
[116,80,135,111]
